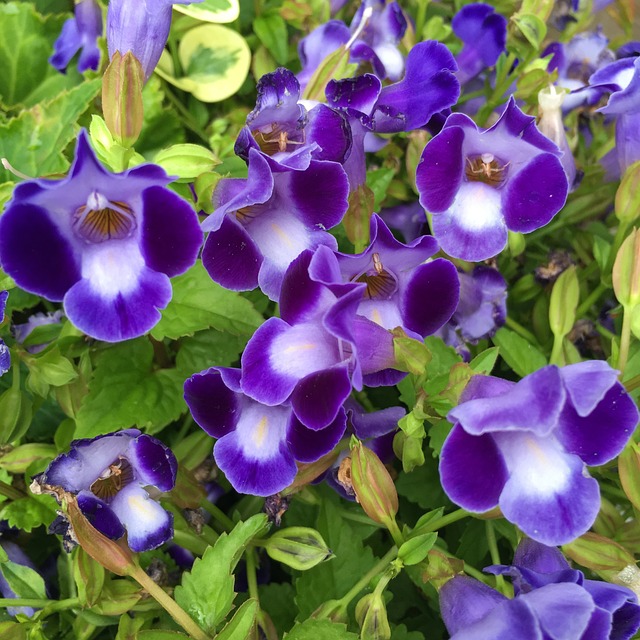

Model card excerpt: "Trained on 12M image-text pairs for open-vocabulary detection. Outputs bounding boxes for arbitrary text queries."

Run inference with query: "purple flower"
[201,148,348,301]
[184,367,347,496]
[308,214,459,341]
[0,130,202,343]
[241,250,397,430]
[440,538,640,639]
[452,3,507,85]
[543,30,615,111]
[436,265,507,359]
[234,68,352,172]
[416,97,569,261]
[36,429,177,552]
[0,291,9,377]
[107,0,203,81]
[379,201,429,243]
[0,541,39,617]
[49,0,102,74]
[439,361,638,546]
[13,310,64,355]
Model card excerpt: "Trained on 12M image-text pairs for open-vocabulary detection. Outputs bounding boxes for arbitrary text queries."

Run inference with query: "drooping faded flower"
[439,362,638,545]
[49,0,102,74]
[440,538,640,639]
[0,130,202,342]
[106,0,203,81]
[416,97,569,261]
[184,367,347,496]
[34,429,177,552]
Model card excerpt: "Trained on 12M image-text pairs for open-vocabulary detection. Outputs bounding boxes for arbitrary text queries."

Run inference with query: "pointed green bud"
[392,328,432,375]
[549,265,579,339]
[0,443,56,474]
[343,183,374,252]
[350,442,398,527]
[73,547,105,606]
[102,51,145,148]
[311,599,349,624]
[613,229,640,309]
[563,532,635,574]
[154,144,220,182]
[355,592,391,640]
[615,161,640,223]
[282,450,340,496]
[619,443,640,512]
[264,527,333,570]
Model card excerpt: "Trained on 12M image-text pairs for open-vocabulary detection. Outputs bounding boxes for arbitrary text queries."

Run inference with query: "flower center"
[253,124,305,156]
[465,153,509,188]
[73,192,137,243]
[90,457,134,502]
[354,253,398,300]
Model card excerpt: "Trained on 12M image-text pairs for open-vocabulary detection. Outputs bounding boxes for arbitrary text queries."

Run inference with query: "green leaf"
[174,514,270,634]
[366,168,395,212]
[0,560,46,600]
[75,339,186,438]
[73,547,105,607]
[549,266,579,339]
[0,3,80,109]
[395,460,449,511]
[259,583,297,638]
[285,620,359,639]
[153,144,220,181]
[469,347,500,374]
[216,598,258,640]
[254,13,289,66]
[152,262,263,340]
[177,329,246,376]
[156,25,251,103]
[0,78,101,183]
[302,46,357,102]
[26,348,77,393]
[0,495,57,532]
[137,633,189,639]
[398,532,438,566]
[294,500,377,619]
[512,14,547,49]
[492,327,547,377]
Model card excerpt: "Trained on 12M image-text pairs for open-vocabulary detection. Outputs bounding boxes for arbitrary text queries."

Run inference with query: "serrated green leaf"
[152,262,263,340]
[0,495,57,532]
[177,329,247,376]
[174,514,270,634]
[0,79,101,183]
[254,13,289,66]
[75,339,186,438]
[294,500,377,619]
[395,459,449,511]
[285,619,359,639]
[492,327,547,377]
[0,560,46,600]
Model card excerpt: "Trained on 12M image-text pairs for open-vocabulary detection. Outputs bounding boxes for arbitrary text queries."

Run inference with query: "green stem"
[418,508,470,533]
[0,480,26,501]
[463,561,491,583]
[549,335,564,367]
[624,373,640,392]
[504,317,542,348]
[617,305,633,375]
[335,546,398,609]
[245,549,260,602]
[172,529,208,556]
[386,518,405,547]
[201,525,220,547]
[414,0,429,39]
[485,521,506,595]
[0,597,79,610]
[200,498,236,531]
[132,566,210,640]
[336,508,383,528]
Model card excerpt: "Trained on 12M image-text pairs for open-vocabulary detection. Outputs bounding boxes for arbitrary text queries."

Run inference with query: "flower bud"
[613,229,640,309]
[282,450,341,496]
[0,443,56,474]
[615,161,640,223]
[563,532,635,574]
[355,592,391,640]
[619,443,640,512]
[102,51,144,148]
[264,527,333,571]
[311,599,349,624]
[350,442,398,527]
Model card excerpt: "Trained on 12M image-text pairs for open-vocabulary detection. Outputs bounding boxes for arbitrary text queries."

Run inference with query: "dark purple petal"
[374,40,460,133]
[440,575,508,635]
[49,17,83,72]
[502,153,568,233]
[201,216,262,292]
[0,204,81,301]
[584,581,640,640]
[416,126,466,212]
[214,403,297,496]
[184,368,239,439]
[64,264,172,342]
[290,366,352,430]
[140,186,202,277]
[556,383,638,466]
[615,112,640,174]
[440,424,507,512]
[449,367,565,437]
[512,538,571,574]
[129,434,177,492]
[246,68,303,132]
[109,484,173,551]
[287,408,347,462]
[326,73,382,114]
[402,259,459,337]
[0,291,7,323]
[75,0,103,73]
[306,104,352,163]
[345,398,404,439]
[77,491,125,540]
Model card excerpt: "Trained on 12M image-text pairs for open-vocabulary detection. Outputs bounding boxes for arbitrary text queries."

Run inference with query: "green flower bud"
[350,442,398,527]
[355,592,391,640]
[613,229,640,309]
[102,51,144,148]
[0,443,56,474]
[615,161,640,223]
[264,527,333,571]
[154,144,220,182]
[619,443,640,512]
[563,532,635,574]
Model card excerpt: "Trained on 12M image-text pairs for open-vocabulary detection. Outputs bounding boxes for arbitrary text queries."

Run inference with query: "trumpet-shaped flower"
[0,130,202,342]
[184,367,347,496]
[439,361,638,545]
[34,429,177,552]
[416,97,569,261]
